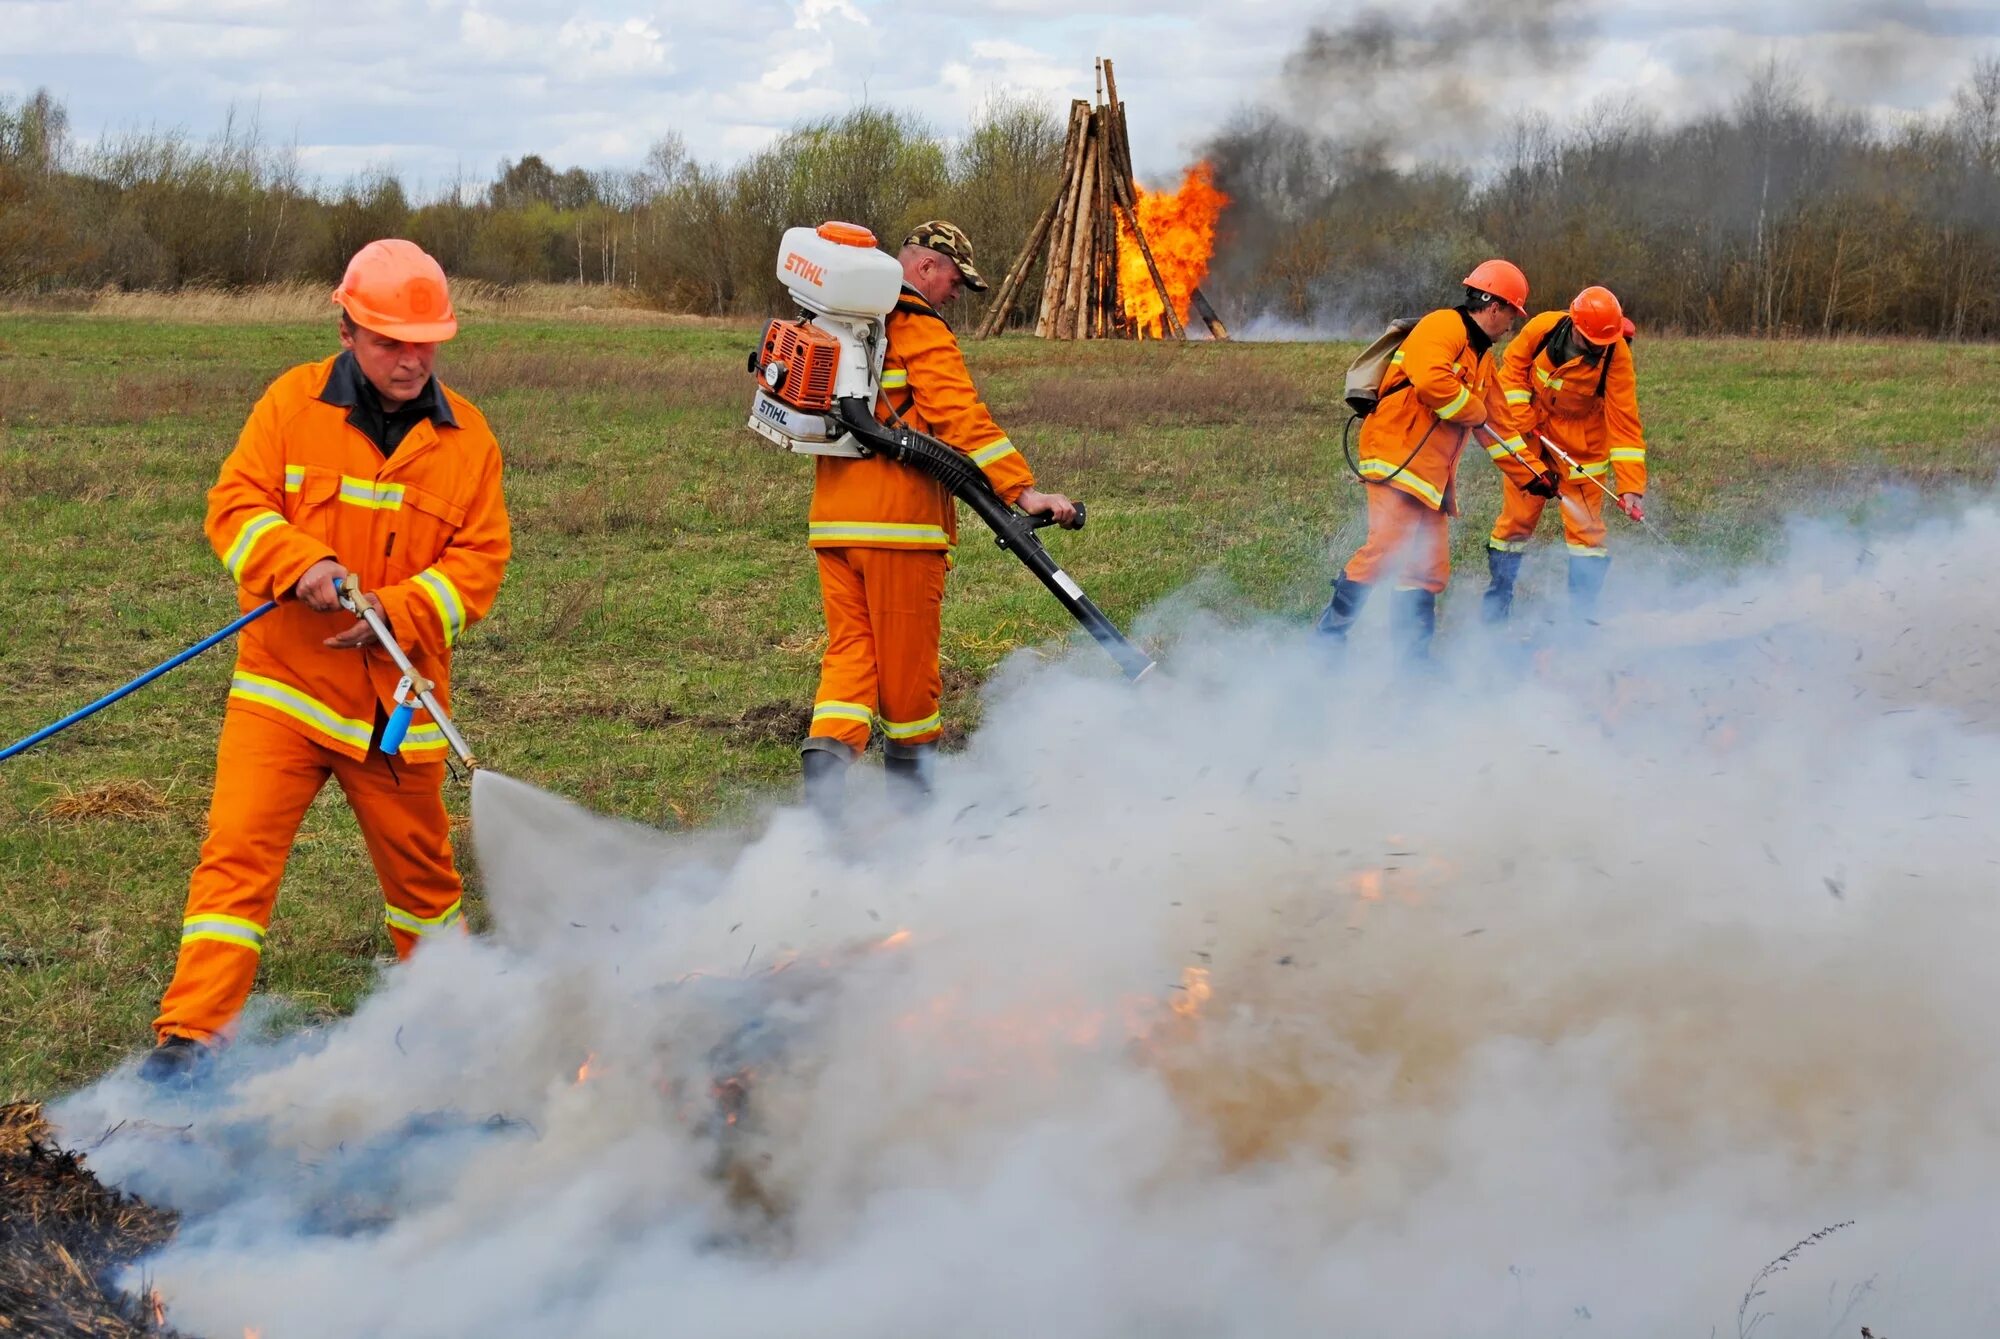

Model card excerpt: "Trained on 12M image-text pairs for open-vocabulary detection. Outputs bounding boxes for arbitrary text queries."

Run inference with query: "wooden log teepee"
[975,59,1216,341]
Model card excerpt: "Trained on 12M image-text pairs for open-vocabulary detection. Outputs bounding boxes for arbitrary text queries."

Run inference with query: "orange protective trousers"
[809,548,948,753]
[1341,482,1451,594]
[1489,473,1608,556]
[154,708,465,1043]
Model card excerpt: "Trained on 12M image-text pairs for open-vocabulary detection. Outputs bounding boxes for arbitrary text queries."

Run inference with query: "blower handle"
[1023,501,1086,532]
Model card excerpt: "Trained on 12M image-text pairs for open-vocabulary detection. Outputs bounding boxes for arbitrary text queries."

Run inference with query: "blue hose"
[0,602,277,765]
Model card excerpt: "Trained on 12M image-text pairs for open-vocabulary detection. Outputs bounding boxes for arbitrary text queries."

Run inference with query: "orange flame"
[1171,965,1213,1019]
[246,1329,264,1339]
[575,1052,598,1085]
[1117,161,1229,338]
[149,1289,166,1326]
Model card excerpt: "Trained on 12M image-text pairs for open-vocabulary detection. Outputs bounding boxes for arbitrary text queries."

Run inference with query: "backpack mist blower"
[745,221,1154,682]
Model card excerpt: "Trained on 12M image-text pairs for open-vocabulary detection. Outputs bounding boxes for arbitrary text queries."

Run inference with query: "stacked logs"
[975,60,1222,341]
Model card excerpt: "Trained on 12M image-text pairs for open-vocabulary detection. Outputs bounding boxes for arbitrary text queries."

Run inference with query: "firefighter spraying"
[1317,260,1530,661]
[794,221,1081,811]
[140,240,510,1083]
[1478,285,1648,625]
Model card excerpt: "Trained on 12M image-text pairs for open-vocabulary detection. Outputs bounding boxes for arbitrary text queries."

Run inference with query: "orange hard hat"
[332,239,458,342]
[1462,258,1529,315]
[1569,285,1624,345]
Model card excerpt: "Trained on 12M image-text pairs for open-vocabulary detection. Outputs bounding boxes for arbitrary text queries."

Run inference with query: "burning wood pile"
[0,1102,184,1337]
[976,59,1231,341]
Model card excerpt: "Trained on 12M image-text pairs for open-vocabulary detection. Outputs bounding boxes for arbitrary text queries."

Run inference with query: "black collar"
[1453,306,1495,357]
[319,350,458,429]
[895,284,950,329]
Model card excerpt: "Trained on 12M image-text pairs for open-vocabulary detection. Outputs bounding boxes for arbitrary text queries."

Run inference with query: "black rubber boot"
[138,1034,213,1087]
[1390,587,1438,665]
[882,741,936,812]
[800,738,854,818]
[1313,575,1373,642]
[1567,554,1611,625]
[1483,548,1524,624]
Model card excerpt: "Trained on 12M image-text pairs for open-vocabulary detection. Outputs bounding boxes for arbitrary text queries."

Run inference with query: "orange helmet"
[1462,259,1529,315]
[1569,285,1624,345]
[333,239,458,343]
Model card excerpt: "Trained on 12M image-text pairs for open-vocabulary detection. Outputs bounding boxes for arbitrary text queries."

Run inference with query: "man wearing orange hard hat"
[1478,285,1648,626]
[1315,258,1528,662]
[140,239,511,1083]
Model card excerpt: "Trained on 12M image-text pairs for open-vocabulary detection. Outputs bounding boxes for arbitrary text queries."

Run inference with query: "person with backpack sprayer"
[1317,260,1529,661]
[139,240,511,1084]
[1477,285,1647,625]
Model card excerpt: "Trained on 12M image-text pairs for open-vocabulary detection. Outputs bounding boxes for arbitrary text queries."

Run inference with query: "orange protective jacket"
[207,354,510,761]
[1485,310,1648,496]
[809,286,1035,551]
[1356,306,1495,515]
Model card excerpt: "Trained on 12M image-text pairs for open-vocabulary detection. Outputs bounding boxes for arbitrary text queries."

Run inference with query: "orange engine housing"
[755,318,841,412]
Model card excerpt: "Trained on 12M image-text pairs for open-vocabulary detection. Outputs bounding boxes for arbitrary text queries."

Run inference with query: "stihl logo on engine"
[783,252,826,287]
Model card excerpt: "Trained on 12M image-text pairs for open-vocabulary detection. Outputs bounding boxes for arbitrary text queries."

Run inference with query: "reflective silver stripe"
[229,673,373,748]
[879,370,909,388]
[385,900,463,936]
[1609,447,1646,462]
[812,700,874,726]
[880,712,940,740]
[181,914,266,952]
[969,438,1018,468]
[284,465,305,493]
[338,476,406,510]
[1437,385,1473,420]
[413,568,466,645]
[1505,389,1533,405]
[1568,462,1611,479]
[223,511,285,579]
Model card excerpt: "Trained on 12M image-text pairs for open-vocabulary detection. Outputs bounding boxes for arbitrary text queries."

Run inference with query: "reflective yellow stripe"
[229,673,372,748]
[284,465,305,493]
[1569,462,1611,479]
[398,723,448,755]
[1488,536,1532,553]
[1567,542,1609,557]
[968,438,1018,468]
[1609,447,1646,462]
[1388,351,1405,365]
[385,900,463,936]
[1536,364,1565,391]
[223,511,285,580]
[811,700,875,727]
[879,370,909,388]
[1504,389,1533,405]
[1436,385,1473,420]
[808,521,952,546]
[181,913,266,952]
[1356,460,1444,508]
[1484,436,1523,461]
[338,476,405,510]
[412,567,466,646]
[880,712,940,740]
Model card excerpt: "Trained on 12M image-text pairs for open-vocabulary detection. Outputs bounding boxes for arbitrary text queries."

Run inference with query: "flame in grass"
[575,1053,598,1085]
[1117,161,1229,338]
[1171,966,1212,1020]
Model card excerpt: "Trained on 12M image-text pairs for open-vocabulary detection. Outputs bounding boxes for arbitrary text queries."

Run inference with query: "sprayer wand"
[334,577,479,779]
[1525,430,1692,560]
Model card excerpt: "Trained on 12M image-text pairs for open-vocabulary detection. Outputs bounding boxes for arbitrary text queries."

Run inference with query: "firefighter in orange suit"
[1314,260,1528,661]
[1480,286,1646,625]
[802,220,1077,810]
[140,239,510,1083]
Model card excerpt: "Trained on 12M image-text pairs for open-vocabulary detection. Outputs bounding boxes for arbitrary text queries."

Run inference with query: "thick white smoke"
[53,503,2000,1338]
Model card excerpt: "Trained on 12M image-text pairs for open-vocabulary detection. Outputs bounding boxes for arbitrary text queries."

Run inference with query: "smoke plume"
[50,502,2000,1337]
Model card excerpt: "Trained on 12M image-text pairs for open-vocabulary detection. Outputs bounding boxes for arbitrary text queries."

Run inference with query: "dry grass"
[33,781,177,826]
[0,281,733,327]
[997,359,1316,431]
[0,364,265,429]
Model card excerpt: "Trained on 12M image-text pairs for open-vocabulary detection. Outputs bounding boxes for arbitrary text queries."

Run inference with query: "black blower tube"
[836,398,1155,681]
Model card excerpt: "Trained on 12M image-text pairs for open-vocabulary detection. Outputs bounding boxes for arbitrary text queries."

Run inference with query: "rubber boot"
[1390,587,1438,666]
[1483,548,1524,625]
[882,741,936,812]
[800,738,854,818]
[1567,554,1611,625]
[1313,575,1373,643]
[138,1034,213,1087]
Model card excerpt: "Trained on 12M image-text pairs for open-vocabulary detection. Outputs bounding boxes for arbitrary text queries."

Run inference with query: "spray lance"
[333,577,479,779]
[745,221,1155,681]
[1473,422,1692,563]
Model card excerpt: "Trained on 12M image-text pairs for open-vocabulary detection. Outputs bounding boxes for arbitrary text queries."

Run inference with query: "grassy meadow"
[2,304,1997,1098]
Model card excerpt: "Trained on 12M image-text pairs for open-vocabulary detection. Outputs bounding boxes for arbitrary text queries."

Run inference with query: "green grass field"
[3,312,1996,1099]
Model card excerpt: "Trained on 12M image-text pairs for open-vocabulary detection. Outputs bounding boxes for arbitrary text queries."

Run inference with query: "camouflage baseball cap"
[903,220,989,292]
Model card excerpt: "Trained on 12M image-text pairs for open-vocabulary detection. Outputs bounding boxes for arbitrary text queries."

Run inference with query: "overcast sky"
[2,0,1995,192]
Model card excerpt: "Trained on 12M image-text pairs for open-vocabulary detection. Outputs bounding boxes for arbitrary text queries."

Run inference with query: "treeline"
[0,91,1061,329]
[1209,60,2000,338]
[6,61,2000,338]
